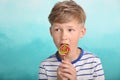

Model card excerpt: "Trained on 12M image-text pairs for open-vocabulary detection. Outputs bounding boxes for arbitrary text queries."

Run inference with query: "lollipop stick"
[63,56,65,60]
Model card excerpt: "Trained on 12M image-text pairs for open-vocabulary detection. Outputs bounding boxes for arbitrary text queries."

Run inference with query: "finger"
[57,67,70,80]
[61,69,77,80]
[60,61,77,75]
[61,72,74,79]
[57,67,63,79]
[61,61,75,70]
[61,67,76,75]
[60,65,76,77]
[59,65,77,80]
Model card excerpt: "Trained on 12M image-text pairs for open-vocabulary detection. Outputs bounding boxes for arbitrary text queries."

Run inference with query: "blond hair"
[48,0,86,25]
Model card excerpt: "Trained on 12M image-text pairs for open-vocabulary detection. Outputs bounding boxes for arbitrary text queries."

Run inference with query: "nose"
[61,30,68,40]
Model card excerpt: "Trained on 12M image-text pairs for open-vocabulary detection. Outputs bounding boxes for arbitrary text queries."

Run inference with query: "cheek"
[70,34,80,43]
[52,35,61,45]
[71,37,79,43]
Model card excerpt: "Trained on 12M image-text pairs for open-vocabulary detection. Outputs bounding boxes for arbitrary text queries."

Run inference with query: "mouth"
[60,43,69,46]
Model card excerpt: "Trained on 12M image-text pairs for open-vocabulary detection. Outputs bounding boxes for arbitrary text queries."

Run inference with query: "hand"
[57,60,77,80]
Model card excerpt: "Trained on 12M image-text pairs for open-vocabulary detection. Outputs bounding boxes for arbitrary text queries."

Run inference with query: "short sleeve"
[93,58,105,80]
[38,62,48,80]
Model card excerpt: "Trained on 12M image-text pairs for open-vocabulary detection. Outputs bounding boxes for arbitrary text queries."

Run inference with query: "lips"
[58,44,70,56]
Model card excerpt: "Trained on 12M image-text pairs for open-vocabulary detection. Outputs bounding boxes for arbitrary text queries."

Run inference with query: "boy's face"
[50,19,86,51]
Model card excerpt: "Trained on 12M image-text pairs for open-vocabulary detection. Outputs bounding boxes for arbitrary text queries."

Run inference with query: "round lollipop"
[58,44,70,57]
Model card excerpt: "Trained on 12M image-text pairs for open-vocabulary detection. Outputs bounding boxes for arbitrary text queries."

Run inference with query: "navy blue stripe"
[72,47,83,64]
[47,75,57,77]
[40,66,57,72]
[95,63,101,67]
[43,64,59,66]
[75,61,97,68]
[39,79,47,80]
[43,58,102,72]
[84,52,92,55]
[94,68,103,72]
[56,51,62,62]
[93,73,104,77]
[80,67,95,70]
[77,63,101,72]
[80,56,99,61]
[77,73,93,76]
[46,70,57,72]
[39,73,47,76]
[98,74,104,77]
[40,66,45,69]
[49,60,59,62]
[80,63,101,70]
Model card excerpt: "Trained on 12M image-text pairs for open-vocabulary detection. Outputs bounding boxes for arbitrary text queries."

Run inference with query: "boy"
[39,0,105,80]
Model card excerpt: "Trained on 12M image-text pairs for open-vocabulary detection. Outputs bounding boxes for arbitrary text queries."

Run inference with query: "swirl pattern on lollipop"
[58,44,70,56]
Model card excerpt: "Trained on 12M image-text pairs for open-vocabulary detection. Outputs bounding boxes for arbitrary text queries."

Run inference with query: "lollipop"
[58,44,70,57]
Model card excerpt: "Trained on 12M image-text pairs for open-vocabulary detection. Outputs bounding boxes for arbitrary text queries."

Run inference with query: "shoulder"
[79,49,103,70]
[81,50,102,63]
[79,49,105,79]
[40,53,59,67]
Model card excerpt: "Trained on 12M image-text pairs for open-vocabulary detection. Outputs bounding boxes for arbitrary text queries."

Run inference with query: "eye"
[68,29,75,32]
[54,28,61,32]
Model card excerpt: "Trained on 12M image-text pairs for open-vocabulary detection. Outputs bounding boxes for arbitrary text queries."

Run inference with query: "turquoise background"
[0,0,120,80]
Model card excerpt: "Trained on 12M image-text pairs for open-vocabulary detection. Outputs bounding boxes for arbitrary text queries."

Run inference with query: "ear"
[79,27,86,38]
[50,27,53,37]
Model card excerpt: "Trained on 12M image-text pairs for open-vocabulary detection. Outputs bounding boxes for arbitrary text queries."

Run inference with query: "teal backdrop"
[0,0,120,80]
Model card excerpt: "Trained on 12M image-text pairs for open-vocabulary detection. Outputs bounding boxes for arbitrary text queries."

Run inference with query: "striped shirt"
[39,48,105,80]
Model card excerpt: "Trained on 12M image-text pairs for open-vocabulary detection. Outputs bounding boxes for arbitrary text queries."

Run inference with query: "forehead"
[52,19,81,27]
